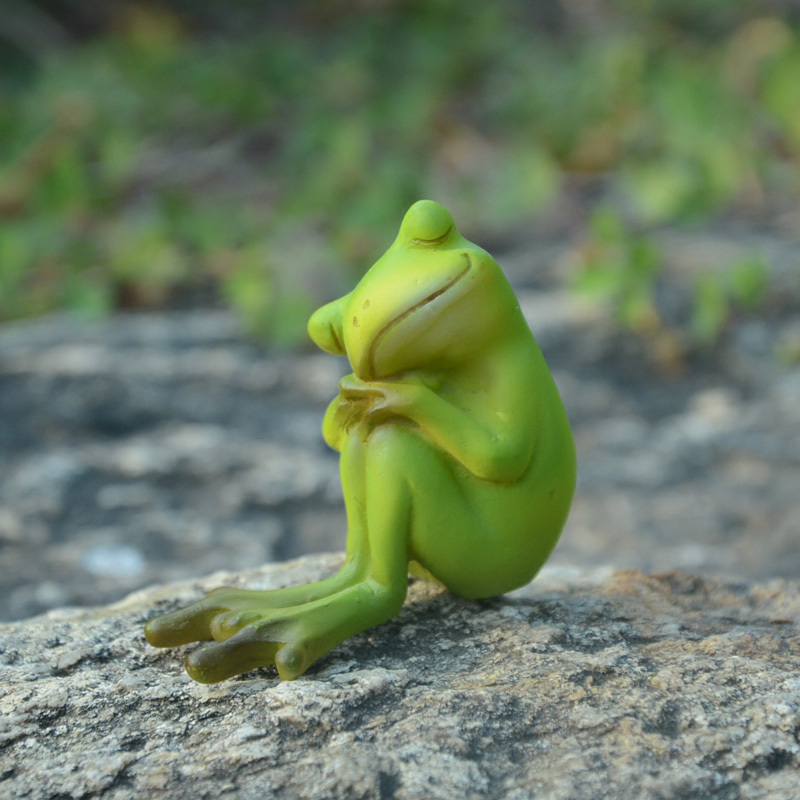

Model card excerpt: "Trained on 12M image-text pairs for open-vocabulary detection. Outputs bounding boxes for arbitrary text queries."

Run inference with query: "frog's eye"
[401,200,455,246]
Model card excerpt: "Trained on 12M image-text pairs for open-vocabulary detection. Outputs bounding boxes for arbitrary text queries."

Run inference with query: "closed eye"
[411,225,453,246]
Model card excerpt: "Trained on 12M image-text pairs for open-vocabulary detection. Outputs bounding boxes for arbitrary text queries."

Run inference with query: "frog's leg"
[146,428,412,682]
[144,437,372,650]
[355,420,555,601]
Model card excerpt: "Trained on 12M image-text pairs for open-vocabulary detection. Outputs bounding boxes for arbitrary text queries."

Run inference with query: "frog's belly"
[402,420,576,599]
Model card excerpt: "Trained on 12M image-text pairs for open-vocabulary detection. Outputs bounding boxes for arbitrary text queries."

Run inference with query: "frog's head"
[344,200,519,379]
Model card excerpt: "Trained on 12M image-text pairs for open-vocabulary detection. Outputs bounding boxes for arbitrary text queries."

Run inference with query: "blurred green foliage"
[691,254,769,344]
[571,207,661,332]
[0,0,798,346]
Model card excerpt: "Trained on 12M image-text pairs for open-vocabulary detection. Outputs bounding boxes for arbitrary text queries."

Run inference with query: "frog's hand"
[321,395,355,452]
[308,293,350,356]
[358,372,537,484]
[324,373,393,451]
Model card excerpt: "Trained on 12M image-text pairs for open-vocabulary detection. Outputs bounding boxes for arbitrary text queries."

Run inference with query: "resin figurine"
[145,200,576,682]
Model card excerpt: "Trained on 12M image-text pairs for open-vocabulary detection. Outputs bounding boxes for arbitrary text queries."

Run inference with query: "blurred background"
[1,0,799,621]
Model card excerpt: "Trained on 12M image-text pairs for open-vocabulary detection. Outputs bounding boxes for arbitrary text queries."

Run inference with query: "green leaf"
[269,290,315,348]
[692,275,728,344]
[726,255,768,308]
[572,264,624,299]
[221,250,273,338]
[63,276,112,318]
[624,161,698,224]
[34,144,90,214]
[589,207,624,243]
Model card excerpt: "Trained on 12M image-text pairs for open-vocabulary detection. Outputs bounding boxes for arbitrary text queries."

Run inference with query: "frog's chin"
[356,258,474,379]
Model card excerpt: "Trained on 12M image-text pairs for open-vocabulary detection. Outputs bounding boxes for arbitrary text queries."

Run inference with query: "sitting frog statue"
[145,200,576,683]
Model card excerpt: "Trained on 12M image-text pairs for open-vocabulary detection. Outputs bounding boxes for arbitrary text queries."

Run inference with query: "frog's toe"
[144,598,226,648]
[209,610,262,642]
[184,626,284,684]
[275,640,312,681]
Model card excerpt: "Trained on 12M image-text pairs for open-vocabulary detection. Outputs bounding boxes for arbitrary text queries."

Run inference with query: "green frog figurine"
[145,200,576,682]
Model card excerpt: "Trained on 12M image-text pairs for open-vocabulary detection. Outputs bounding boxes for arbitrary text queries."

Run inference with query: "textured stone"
[2,556,799,799]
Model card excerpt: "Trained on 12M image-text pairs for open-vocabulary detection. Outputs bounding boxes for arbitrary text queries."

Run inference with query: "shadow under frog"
[145,200,576,683]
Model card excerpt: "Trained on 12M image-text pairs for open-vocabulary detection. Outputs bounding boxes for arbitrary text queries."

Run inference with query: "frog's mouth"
[365,253,472,379]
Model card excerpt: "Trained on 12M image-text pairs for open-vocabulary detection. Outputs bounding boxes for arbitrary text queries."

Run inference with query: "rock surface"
[2,555,799,799]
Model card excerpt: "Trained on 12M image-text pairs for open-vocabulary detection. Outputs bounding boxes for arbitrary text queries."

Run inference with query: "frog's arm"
[321,395,347,452]
[344,346,540,484]
[372,387,534,483]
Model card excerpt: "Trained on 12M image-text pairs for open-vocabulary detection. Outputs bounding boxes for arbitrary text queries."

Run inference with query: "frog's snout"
[400,200,456,246]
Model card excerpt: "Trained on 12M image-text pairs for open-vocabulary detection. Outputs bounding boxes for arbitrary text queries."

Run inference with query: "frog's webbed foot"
[145,581,404,683]
[145,588,275,650]
[177,599,315,684]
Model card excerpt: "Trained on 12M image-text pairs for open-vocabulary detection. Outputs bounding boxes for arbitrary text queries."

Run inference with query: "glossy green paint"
[145,200,576,683]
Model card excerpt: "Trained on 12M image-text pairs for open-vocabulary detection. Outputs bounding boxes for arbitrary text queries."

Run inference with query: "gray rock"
[1,556,799,799]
